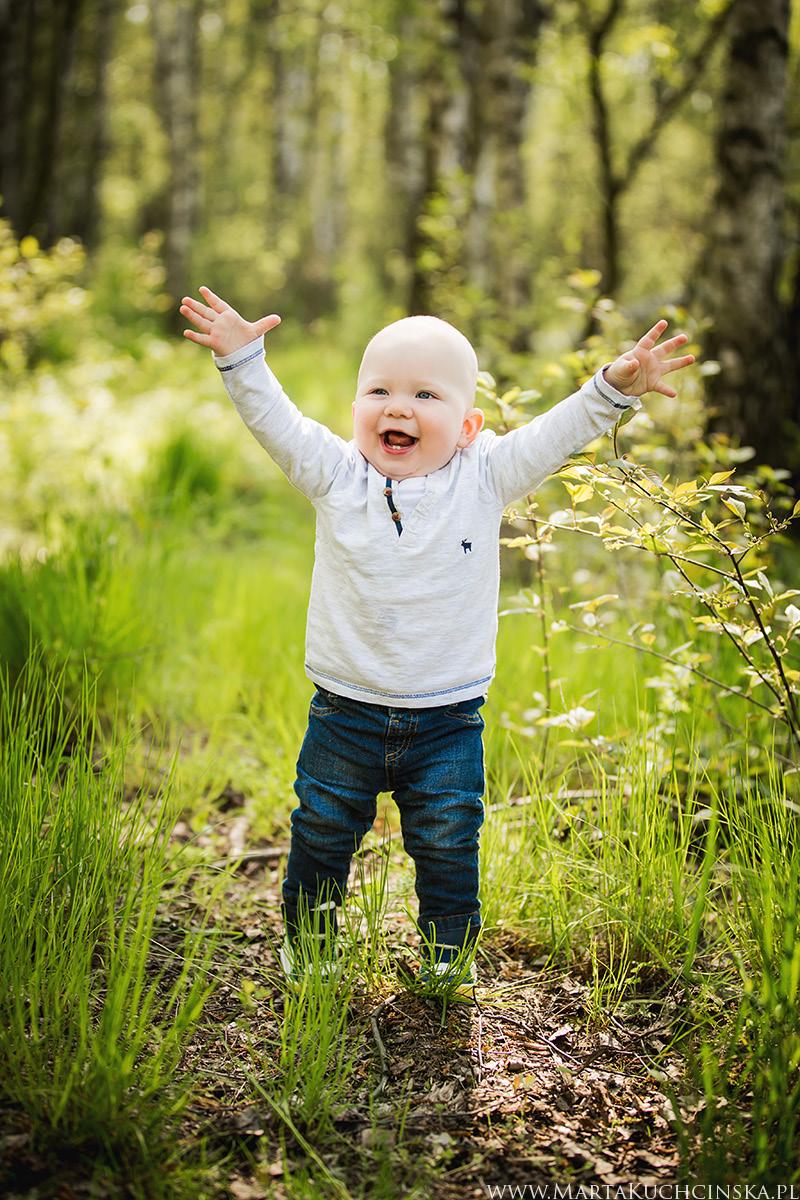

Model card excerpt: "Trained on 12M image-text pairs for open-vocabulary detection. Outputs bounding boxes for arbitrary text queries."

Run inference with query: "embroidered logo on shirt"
[461,539,472,553]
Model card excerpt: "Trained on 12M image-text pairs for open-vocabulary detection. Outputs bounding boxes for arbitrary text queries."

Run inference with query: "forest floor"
[0,738,745,1198]
[166,797,686,1197]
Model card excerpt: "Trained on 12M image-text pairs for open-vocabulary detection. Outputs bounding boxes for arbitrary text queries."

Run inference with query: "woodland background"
[3,1,800,1197]
[2,0,799,487]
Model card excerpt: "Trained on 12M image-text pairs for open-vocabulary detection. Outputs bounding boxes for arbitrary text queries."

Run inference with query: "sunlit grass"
[0,651,224,1196]
[2,336,799,1189]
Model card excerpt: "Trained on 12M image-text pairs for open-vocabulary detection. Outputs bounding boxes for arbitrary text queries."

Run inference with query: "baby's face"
[352,316,484,479]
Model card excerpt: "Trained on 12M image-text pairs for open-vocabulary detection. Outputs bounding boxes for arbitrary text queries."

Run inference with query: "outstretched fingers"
[198,285,228,312]
[183,329,212,346]
[636,318,668,350]
[653,331,689,356]
[254,313,282,336]
[661,353,695,375]
[180,301,213,332]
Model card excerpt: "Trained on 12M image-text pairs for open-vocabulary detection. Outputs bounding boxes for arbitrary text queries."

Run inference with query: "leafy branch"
[479,354,800,762]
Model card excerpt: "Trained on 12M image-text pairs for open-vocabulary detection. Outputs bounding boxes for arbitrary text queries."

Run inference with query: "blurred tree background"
[5,6,800,1191]
[1,0,798,490]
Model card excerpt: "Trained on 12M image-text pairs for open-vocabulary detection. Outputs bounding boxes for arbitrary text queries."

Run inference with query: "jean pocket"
[441,698,485,727]
[309,687,341,717]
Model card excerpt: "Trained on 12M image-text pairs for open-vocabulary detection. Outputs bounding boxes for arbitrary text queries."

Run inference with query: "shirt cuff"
[212,335,265,372]
[593,363,642,411]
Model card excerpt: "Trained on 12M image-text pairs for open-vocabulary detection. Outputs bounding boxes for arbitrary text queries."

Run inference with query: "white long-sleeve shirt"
[213,335,642,708]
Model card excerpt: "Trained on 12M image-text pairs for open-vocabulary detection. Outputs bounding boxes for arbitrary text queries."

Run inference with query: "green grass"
[2,338,800,1192]
[0,651,224,1196]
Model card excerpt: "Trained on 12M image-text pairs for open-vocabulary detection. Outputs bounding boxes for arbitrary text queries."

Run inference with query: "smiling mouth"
[380,430,418,453]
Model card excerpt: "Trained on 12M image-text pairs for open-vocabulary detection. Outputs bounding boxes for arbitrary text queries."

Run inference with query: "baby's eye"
[367,387,437,399]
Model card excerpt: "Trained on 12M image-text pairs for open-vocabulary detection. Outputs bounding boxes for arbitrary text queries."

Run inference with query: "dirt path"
[170,807,687,1197]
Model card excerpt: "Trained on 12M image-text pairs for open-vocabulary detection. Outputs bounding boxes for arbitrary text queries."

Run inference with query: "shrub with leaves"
[482,291,800,769]
[0,217,88,374]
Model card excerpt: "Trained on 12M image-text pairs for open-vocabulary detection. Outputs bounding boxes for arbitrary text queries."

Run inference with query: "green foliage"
[0,511,167,715]
[416,166,494,336]
[141,426,226,517]
[670,773,800,1182]
[86,232,173,354]
[0,217,88,374]
[482,291,800,768]
[0,221,174,380]
[2,237,800,1190]
[0,652,220,1193]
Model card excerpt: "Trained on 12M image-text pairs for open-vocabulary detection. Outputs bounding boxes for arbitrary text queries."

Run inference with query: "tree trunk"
[0,0,84,242]
[583,0,624,304]
[475,0,544,354]
[0,0,30,233]
[70,0,115,247]
[408,1,458,316]
[152,0,202,323]
[406,0,542,349]
[580,0,737,342]
[690,0,797,490]
[266,4,332,319]
[25,0,83,242]
[382,3,427,303]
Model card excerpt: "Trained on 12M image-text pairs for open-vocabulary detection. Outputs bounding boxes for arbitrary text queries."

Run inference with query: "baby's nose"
[384,396,413,415]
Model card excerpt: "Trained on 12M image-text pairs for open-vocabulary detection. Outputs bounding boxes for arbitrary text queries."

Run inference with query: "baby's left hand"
[604,319,695,398]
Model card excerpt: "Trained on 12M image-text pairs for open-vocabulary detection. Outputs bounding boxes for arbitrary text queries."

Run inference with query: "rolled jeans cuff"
[418,911,481,949]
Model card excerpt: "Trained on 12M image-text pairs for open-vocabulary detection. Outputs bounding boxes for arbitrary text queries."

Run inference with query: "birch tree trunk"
[0,0,83,242]
[691,0,797,487]
[0,0,30,233]
[383,2,428,303]
[69,0,115,248]
[152,0,202,322]
[474,0,544,353]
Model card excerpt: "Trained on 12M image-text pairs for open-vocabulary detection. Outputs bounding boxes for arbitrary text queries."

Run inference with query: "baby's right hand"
[179,286,281,357]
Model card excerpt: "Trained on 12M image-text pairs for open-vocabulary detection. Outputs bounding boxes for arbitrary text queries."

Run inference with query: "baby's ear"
[459,407,484,448]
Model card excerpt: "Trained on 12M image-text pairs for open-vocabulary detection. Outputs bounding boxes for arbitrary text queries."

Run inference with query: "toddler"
[180,286,694,989]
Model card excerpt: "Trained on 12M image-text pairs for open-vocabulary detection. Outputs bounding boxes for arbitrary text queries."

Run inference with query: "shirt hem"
[305,664,493,708]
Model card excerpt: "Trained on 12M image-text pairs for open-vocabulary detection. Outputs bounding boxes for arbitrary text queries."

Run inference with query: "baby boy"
[180,286,694,989]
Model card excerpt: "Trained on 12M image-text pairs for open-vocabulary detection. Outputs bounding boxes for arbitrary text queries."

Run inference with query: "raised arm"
[180,288,350,501]
[483,320,694,508]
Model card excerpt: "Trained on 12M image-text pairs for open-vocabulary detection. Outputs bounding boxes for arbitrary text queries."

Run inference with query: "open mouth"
[380,430,418,454]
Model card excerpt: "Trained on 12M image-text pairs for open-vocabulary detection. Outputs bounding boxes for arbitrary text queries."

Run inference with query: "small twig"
[209,846,289,870]
[558,621,779,717]
[474,998,485,1082]
[541,1036,584,1068]
[486,787,610,814]
[369,996,397,1092]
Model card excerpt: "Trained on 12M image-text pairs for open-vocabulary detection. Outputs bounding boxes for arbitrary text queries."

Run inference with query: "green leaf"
[567,268,602,289]
[756,571,773,599]
[722,497,746,520]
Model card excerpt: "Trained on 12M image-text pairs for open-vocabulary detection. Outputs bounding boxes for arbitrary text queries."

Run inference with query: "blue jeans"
[282,686,486,954]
